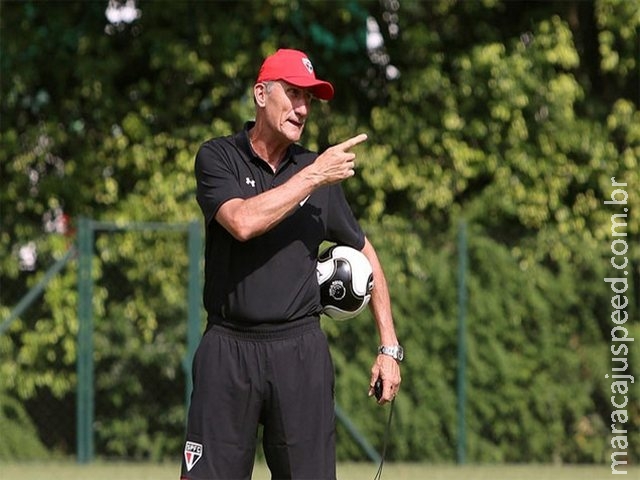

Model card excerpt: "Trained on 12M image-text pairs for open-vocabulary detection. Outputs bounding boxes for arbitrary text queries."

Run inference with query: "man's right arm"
[215,133,368,242]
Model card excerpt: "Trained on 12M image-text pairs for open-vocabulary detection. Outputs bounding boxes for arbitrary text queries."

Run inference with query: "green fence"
[75,218,203,463]
[3,217,398,464]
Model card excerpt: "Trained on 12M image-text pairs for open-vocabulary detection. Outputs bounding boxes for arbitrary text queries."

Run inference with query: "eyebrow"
[279,82,315,101]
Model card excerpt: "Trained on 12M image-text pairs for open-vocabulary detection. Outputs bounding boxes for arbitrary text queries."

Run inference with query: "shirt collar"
[238,121,298,165]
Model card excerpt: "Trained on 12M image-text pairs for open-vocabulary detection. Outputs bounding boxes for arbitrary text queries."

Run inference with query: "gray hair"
[254,80,275,105]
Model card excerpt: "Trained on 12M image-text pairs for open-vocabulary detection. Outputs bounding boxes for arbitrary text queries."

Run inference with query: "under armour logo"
[246,177,256,188]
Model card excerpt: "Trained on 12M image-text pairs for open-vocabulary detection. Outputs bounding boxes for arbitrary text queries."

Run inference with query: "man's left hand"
[368,354,401,404]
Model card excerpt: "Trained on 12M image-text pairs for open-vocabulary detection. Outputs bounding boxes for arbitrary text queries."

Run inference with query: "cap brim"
[281,76,335,100]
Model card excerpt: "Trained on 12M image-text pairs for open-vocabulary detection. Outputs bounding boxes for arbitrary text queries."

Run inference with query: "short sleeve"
[195,140,244,226]
[326,184,365,250]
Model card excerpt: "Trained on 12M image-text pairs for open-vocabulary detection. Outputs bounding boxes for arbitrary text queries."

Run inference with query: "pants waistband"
[206,315,321,341]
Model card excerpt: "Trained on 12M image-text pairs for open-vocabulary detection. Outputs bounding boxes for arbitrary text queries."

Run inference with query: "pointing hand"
[310,133,368,185]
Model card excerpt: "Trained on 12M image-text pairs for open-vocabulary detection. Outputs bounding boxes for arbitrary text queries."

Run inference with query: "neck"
[248,125,289,172]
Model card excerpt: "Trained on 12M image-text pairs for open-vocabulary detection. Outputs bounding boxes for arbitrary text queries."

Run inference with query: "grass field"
[1,461,635,480]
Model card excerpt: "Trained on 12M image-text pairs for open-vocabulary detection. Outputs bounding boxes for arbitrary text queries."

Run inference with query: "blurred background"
[1,0,638,468]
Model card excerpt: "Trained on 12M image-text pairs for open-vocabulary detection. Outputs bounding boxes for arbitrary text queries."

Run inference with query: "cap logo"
[302,57,314,75]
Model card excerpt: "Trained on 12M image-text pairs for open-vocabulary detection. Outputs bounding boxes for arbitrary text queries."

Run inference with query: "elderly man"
[181,48,402,480]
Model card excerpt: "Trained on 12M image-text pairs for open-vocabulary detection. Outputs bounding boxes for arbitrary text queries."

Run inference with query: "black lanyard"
[373,398,395,480]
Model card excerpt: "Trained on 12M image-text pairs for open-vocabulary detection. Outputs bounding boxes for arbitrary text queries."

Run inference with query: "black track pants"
[181,318,336,480]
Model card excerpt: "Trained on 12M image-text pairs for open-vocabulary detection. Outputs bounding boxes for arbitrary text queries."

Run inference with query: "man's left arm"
[361,237,402,404]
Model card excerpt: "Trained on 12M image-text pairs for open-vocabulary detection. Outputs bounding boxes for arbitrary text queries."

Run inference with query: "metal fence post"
[456,220,468,465]
[184,221,203,411]
[77,217,95,463]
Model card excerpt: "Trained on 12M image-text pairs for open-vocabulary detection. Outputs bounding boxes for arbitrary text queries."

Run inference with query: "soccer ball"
[316,245,374,320]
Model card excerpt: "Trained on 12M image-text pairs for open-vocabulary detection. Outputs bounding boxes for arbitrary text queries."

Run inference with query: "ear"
[254,83,267,108]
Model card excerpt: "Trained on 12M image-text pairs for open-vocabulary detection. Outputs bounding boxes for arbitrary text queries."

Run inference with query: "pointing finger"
[337,133,368,151]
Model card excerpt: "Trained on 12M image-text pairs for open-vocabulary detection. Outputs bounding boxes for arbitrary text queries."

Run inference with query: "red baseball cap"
[256,49,335,101]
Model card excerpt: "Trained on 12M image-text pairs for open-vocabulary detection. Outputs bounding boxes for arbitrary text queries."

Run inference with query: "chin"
[284,128,304,143]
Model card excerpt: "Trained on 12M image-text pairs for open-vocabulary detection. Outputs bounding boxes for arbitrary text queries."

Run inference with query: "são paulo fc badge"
[184,441,203,472]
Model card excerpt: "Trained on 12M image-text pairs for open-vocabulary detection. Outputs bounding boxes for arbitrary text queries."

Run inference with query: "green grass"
[0,462,636,480]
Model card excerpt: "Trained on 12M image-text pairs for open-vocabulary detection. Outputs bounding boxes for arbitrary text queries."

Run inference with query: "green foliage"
[1,0,638,464]
[0,390,49,460]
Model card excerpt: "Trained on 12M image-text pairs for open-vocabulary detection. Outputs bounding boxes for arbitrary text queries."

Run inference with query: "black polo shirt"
[195,122,365,327]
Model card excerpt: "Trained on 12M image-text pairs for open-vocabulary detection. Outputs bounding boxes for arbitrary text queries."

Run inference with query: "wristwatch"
[378,345,404,362]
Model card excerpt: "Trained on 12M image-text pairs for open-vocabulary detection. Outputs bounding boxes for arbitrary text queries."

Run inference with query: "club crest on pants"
[184,441,203,471]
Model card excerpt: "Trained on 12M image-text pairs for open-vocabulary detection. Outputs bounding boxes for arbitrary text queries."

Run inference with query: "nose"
[293,98,310,118]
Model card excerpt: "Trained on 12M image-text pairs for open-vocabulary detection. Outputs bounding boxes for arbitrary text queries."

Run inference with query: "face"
[257,80,314,143]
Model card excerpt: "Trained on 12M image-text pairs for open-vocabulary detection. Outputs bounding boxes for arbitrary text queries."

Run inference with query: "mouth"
[287,118,305,129]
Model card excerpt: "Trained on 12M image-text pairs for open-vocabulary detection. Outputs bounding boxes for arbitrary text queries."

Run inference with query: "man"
[181,48,402,480]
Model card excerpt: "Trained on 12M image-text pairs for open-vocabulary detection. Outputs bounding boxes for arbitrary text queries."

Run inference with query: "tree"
[1,0,637,462]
